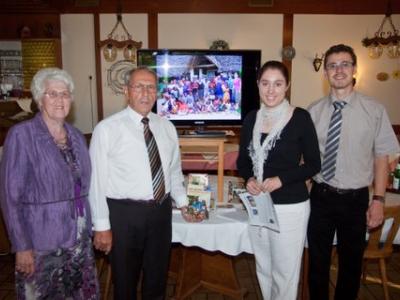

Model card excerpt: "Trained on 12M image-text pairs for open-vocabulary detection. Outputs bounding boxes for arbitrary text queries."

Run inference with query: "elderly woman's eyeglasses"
[44,90,72,100]
[128,83,157,93]
[326,61,354,71]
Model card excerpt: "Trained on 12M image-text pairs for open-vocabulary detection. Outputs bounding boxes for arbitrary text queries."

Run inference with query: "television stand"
[179,130,226,138]
[178,137,226,202]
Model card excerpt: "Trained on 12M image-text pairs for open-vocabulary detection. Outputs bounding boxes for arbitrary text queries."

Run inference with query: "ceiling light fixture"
[99,11,142,63]
[362,2,400,59]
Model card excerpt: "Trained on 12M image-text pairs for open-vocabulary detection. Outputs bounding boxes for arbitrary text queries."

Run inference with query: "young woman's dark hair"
[257,60,289,84]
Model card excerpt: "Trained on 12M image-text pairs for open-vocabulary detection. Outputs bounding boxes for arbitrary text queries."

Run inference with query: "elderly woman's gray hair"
[30,68,75,104]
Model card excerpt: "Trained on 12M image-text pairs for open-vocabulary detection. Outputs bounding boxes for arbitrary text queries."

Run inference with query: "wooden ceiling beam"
[1,0,400,14]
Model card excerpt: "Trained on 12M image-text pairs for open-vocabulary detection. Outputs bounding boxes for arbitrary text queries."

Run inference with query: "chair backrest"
[364,205,400,259]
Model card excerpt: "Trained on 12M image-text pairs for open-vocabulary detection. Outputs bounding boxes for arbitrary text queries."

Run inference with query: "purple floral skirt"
[15,217,99,300]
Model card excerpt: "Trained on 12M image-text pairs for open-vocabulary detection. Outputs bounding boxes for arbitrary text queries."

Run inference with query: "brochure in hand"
[186,173,211,220]
[238,191,280,232]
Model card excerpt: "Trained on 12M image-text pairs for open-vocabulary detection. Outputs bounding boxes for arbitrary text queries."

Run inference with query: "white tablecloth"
[172,208,253,256]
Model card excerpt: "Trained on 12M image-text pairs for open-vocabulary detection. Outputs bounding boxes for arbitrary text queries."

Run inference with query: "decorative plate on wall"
[107,60,135,94]
[376,72,389,81]
[210,39,229,50]
[281,46,296,60]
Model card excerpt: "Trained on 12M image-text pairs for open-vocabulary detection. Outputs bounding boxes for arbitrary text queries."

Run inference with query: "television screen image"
[137,49,261,128]
[154,53,242,122]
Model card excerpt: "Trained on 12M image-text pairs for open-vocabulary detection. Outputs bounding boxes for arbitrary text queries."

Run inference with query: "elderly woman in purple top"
[0,68,99,299]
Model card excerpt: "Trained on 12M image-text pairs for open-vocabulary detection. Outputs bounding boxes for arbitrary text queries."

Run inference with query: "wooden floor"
[1,249,400,300]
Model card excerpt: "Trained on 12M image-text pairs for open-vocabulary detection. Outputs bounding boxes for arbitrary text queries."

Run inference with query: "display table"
[172,208,253,299]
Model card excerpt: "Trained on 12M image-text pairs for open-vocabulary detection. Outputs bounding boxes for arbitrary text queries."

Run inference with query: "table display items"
[186,173,211,220]
[393,162,400,190]
[227,179,246,206]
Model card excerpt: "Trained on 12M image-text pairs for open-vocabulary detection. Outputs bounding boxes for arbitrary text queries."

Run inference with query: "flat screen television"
[137,49,261,129]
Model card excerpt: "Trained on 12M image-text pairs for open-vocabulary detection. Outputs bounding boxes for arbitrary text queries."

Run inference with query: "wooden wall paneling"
[282,14,293,100]
[54,38,63,68]
[148,12,158,49]
[10,0,397,14]
[0,14,61,40]
[93,13,104,121]
[1,0,60,14]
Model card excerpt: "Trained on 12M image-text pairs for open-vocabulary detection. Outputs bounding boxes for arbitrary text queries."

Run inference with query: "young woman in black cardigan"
[237,61,321,300]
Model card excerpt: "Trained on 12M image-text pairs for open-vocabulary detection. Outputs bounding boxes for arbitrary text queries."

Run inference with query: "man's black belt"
[313,181,367,195]
[107,193,170,206]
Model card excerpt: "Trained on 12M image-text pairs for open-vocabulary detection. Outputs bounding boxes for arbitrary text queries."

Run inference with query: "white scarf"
[249,99,292,182]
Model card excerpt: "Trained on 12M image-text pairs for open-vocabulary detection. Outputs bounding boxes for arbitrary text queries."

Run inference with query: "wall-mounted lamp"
[313,53,324,72]
[98,12,142,63]
[361,2,400,59]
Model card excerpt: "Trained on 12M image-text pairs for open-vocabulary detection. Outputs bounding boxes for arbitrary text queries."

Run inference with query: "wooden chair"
[95,252,112,300]
[362,205,400,300]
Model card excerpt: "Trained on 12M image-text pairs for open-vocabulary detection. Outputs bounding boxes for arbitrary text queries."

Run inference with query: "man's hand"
[16,250,35,277]
[367,200,384,229]
[368,155,387,230]
[261,176,282,193]
[246,177,262,195]
[94,230,112,254]
[180,206,205,223]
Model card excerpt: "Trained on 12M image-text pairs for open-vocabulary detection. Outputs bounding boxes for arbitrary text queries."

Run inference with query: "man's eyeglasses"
[326,61,354,71]
[44,90,72,100]
[128,83,157,93]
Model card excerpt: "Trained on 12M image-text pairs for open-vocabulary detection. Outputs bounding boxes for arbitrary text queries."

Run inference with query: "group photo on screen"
[155,54,243,121]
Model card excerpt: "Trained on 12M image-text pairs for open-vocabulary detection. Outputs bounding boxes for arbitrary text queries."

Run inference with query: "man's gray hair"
[30,68,75,104]
[124,66,157,85]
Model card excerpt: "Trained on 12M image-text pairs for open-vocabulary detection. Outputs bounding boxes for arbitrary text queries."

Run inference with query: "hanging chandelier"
[99,12,142,63]
[362,3,400,59]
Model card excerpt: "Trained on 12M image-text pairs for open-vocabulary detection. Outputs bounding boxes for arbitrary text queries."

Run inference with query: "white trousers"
[249,200,310,300]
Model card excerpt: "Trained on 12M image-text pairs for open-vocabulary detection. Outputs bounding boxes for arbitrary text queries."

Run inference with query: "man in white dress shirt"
[89,67,193,300]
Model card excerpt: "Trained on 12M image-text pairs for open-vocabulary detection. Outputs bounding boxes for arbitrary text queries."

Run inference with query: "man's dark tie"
[141,117,165,202]
[321,101,347,182]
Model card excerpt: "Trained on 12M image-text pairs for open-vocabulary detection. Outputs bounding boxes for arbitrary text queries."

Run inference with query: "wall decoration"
[281,46,296,60]
[19,26,31,39]
[107,60,135,95]
[103,44,117,62]
[21,39,58,90]
[123,44,137,63]
[376,72,389,81]
[312,53,324,71]
[210,39,229,50]
[99,13,142,63]
[361,2,400,59]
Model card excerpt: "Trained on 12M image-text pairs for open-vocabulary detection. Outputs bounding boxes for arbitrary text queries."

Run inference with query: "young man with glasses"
[307,44,399,300]
[88,67,196,300]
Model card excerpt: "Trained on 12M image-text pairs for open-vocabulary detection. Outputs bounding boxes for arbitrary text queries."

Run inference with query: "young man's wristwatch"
[372,195,385,203]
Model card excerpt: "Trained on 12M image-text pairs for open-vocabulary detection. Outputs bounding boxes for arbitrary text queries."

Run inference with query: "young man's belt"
[313,181,367,195]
